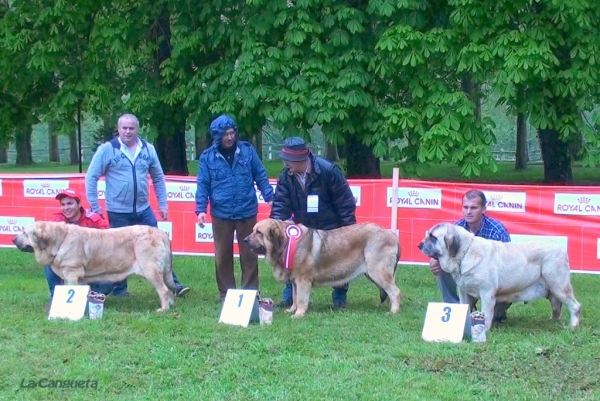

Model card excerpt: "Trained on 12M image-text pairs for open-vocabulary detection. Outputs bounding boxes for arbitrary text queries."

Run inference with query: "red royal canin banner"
[0,174,598,273]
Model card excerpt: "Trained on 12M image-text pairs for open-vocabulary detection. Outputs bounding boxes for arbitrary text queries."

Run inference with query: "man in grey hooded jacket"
[195,115,274,302]
[85,113,189,297]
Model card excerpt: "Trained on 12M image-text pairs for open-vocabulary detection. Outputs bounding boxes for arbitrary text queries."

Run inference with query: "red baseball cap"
[55,188,82,202]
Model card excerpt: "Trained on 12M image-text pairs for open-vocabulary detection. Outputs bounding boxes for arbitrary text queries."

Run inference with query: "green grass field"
[1,250,599,401]
[1,161,599,400]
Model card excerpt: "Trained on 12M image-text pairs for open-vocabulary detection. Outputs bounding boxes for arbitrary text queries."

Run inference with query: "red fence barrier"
[1,174,598,273]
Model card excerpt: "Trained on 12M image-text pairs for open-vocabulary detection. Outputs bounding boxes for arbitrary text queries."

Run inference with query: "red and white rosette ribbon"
[284,225,302,270]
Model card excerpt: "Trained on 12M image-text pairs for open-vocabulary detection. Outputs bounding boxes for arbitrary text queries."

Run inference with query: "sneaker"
[176,286,190,297]
[277,300,293,308]
[333,300,347,309]
[493,313,507,324]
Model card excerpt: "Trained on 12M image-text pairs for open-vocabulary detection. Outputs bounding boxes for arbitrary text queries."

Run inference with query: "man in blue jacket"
[85,113,189,297]
[195,115,274,302]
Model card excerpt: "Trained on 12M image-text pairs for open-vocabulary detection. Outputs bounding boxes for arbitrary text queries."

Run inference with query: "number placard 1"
[218,289,259,327]
[48,285,90,321]
[421,302,469,343]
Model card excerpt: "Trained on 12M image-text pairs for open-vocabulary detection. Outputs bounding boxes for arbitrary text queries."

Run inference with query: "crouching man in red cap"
[44,188,114,307]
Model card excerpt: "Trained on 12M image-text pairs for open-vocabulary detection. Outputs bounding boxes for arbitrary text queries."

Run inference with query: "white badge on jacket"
[307,195,319,213]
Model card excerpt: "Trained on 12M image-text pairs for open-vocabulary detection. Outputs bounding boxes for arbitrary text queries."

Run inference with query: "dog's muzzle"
[243,237,266,255]
[417,240,438,259]
[13,236,34,253]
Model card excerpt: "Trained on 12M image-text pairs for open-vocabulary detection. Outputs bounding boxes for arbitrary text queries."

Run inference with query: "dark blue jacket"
[270,153,356,230]
[195,116,273,220]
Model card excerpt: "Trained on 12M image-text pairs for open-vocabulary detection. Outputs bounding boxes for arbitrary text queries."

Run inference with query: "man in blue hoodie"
[85,113,189,297]
[195,115,274,302]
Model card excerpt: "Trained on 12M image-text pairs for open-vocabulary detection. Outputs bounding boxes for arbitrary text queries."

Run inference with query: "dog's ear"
[269,221,286,253]
[445,229,461,258]
[34,224,48,250]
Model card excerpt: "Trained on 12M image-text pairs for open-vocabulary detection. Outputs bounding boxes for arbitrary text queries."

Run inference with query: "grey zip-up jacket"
[85,137,168,214]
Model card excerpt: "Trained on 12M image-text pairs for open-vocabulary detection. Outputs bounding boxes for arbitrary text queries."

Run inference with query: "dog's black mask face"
[17,244,34,253]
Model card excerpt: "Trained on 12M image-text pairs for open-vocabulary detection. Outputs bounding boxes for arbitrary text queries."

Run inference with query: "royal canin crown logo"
[408,191,419,197]
[578,197,590,204]
[491,194,503,201]
[41,182,50,188]
[179,185,190,191]
[7,219,17,225]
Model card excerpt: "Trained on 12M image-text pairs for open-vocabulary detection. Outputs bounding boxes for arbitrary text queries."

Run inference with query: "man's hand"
[159,208,168,221]
[429,258,443,276]
[197,212,206,228]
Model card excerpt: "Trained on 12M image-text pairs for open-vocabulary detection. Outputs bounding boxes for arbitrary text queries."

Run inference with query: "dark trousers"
[108,207,182,295]
[212,215,259,298]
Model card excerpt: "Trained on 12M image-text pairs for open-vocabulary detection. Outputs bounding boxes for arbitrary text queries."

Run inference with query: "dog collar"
[283,225,303,270]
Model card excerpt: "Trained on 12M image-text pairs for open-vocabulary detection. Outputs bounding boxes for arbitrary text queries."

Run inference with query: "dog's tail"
[365,274,389,304]
[163,240,177,294]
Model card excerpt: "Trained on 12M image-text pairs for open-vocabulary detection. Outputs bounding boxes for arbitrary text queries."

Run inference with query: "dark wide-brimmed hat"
[279,137,310,162]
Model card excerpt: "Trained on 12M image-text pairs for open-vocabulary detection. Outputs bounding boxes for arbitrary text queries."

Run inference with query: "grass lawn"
[0,250,599,400]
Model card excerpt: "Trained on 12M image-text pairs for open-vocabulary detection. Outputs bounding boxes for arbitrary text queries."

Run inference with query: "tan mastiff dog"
[13,221,177,312]
[418,222,581,330]
[244,218,402,318]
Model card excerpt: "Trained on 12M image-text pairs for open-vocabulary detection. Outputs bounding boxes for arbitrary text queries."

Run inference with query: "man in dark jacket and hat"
[270,137,357,308]
[195,115,274,302]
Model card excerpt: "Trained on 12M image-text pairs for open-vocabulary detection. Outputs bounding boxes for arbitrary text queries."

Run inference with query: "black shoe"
[176,286,190,297]
[333,300,347,309]
[493,313,507,324]
[277,300,293,308]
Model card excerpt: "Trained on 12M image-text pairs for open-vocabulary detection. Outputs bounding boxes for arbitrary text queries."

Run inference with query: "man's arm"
[328,165,356,227]
[195,154,210,215]
[148,146,168,213]
[85,145,108,214]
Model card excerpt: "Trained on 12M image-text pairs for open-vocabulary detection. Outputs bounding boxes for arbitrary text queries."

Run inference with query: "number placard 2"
[218,289,259,327]
[421,302,469,343]
[48,285,90,321]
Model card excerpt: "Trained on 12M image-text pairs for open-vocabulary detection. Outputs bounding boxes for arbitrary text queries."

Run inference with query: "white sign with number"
[422,302,469,343]
[218,289,259,327]
[48,285,90,321]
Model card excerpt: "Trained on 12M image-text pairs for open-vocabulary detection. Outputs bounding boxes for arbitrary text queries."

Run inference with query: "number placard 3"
[421,302,469,343]
[218,289,259,327]
[48,285,90,321]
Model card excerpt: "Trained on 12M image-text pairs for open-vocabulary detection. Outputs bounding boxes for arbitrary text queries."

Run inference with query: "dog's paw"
[285,306,296,314]
[291,312,305,319]
[156,307,168,313]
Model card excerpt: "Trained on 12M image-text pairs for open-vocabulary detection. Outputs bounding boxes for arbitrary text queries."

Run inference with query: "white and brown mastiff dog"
[418,222,581,330]
[244,219,402,318]
[13,221,177,312]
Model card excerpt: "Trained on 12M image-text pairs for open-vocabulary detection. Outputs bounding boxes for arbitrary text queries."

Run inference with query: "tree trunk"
[568,131,583,161]
[325,141,339,162]
[149,7,188,176]
[48,120,60,162]
[514,112,528,170]
[155,117,189,175]
[461,74,481,120]
[0,147,7,163]
[15,126,33,165]
[537,128,573,183]
[195,130,212,160]
[69,130,79,165]
[345,135,381,178]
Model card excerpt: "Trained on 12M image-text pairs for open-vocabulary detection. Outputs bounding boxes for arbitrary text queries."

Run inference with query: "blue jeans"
[107,207,182,295]
[44,266,113,299]
[282,282,349,304]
